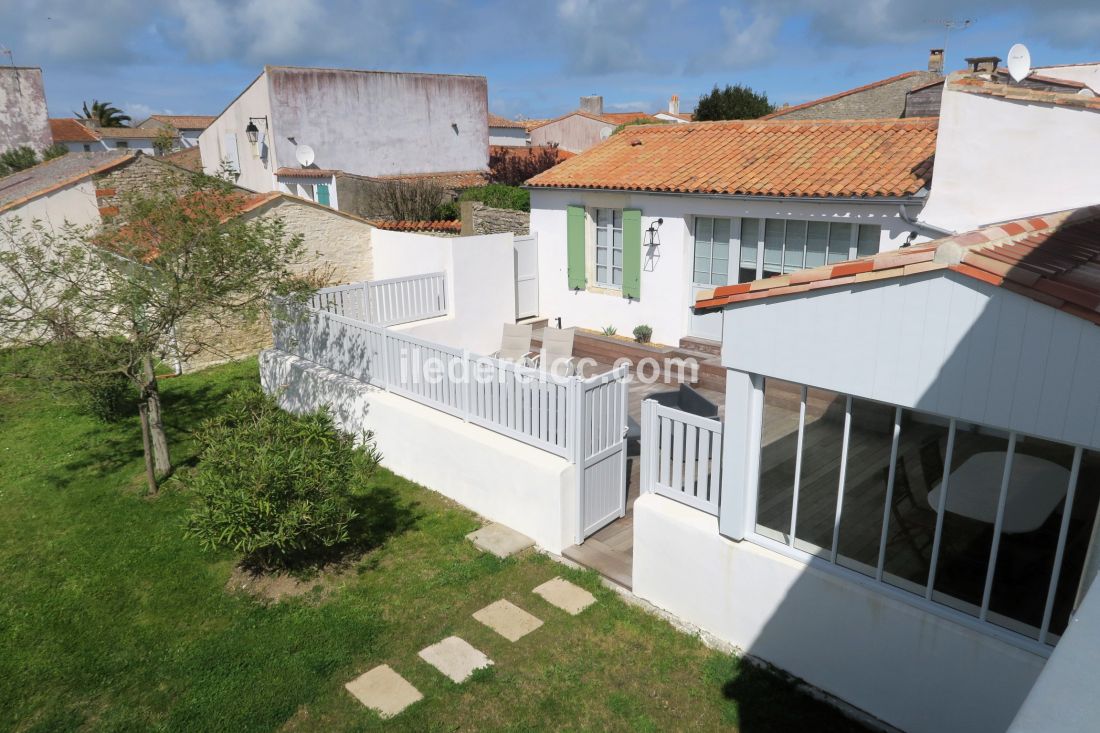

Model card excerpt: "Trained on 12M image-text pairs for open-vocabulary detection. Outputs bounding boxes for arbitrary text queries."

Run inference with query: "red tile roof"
[96,127,162,139]
[49,118,101,143]
[373,219,461,233]
[528,110,658,130]
[527,117,937,198]
[362,169,489,189]
[488,113,526,129]
[147,115,216,130]
[160,146,202,172]
[695,205,1100,326]
[762,71,931,119]
[276,167,338,178]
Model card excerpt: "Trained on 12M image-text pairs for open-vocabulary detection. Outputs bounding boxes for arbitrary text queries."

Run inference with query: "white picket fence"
[273,302,627,462]
[640,399,723,516]
[308,272,447,327]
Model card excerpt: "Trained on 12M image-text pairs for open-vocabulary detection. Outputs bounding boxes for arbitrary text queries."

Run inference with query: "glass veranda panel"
[836,398,898,576]
[757,378,803,543]
[792,388,847,557]
[1046,449,1100,641]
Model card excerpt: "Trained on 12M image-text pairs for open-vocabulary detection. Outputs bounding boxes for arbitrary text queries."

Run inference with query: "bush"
[432,200,460,221]
[0,145,39,176]
[184,387,380,569]
[458,184,529,212]
[76,371,135,422]
[633,324,653,344]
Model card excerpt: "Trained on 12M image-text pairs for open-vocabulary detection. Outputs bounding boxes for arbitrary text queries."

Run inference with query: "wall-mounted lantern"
[245,116,268,144]
[645,217,664,247]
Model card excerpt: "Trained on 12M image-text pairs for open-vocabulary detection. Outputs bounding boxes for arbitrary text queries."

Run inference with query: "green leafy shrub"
[184,387,380,569]
[432,199,460,220]
[458,184,529,212]
[0,145,39,176]
[76,371,135,422]
[601,325,618,336]
[633,324,653,344]
[42,143,69,161]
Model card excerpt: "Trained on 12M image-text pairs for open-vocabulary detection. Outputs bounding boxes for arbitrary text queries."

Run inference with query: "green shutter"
[567,205,586,290]
[316,183,330,206]
[622,208,642,300]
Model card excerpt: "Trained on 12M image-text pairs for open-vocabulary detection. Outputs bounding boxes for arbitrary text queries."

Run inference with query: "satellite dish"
[294,144,315,167]
[1007,43,1031,83]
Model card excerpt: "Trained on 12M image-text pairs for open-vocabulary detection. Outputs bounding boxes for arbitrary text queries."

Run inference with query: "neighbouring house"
[528,96,659,153]
[653,95,692,123]
[525,117,938,346]
[488,113,529,146]
[0,150,134,230]
[198,66,489,217]
[0,66,51,154]
[48,118,105,153]
[764,50,945,121]
[47,119,162,155]
[136,115,216,148]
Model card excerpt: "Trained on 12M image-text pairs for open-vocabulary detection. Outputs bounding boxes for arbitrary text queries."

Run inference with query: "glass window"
[756,378,804,544]
[594,208,622,288]
[1048,450,1100,640]
[805,222,829,268]
[793,389,848,557]
[783,220,808,273]
[115,141,129,149]
[763,219,784,277]
[739,218,760,284]
[836,398,898,577]
[693,217,731,286]
[857,224,881,258]
[827,222,853,264]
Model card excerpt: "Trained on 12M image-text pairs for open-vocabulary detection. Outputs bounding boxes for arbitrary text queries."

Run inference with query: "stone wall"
[461,201,529,235]
[92,155,194,215]
[0,67,51,153]
[772,71,942,120]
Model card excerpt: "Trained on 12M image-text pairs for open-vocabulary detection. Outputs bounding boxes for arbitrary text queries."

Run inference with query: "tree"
[0,145,39,176]
[76,100,132,128]
[152,127,177,156]
[488,144,567,186]
[366,178,449,221]
[694,84,775,121]
[0,175,307,493]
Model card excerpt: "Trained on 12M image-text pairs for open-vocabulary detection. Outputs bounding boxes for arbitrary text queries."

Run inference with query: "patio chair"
[493,323,534,364]
[530,327,576,377]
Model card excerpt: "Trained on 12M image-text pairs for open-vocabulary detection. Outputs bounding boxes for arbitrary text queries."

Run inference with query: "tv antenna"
[929,18,974,66]
[0,45,13,66]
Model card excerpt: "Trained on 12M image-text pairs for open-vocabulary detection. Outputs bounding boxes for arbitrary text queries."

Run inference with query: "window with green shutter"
[622,208,641,300]
[566,205,586,290]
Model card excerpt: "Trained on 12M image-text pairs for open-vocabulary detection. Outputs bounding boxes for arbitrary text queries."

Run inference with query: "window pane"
[783,220,807,273]
[696,217,713,244]
[695,270,710,284]
[612,267,622,286]
[597,265,608,283]
[857,224,881,258]
[711,265,728,286]
[596,226,607,248]
[836,399,898,577]
[613,249,622,267]
[740,218,760,268]
[931,424,1009,617]
[597,209,608,227]
[613,210,622,228]
[694,256,711,275]
[986,436,1077,639]
[757,379,803,543]
[882,411,951,596]
[827,223,853,264]
[613,227,623,249]
[596,248,607,265]
[1049,450,1100,640]
[793,389,848,557]
[713,218,731,245]
[763,219,784,268]
[695,240,711,258]
[806,222,828,268]
[713,241,729,260]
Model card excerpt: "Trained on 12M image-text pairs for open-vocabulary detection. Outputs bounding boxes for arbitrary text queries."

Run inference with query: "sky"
[3,0,1100,123]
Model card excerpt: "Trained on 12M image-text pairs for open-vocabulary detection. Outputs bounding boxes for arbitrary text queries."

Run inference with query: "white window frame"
[593,207,623,289]
[741,376,1091,658]
[692,216,734,287]
[734,218,882,283]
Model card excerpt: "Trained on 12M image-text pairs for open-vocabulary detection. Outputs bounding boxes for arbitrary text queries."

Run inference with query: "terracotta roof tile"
[147,115,216,130]
[488,113,526,129]
[359,169,489,189]
[49,118,102,143]
[276,167,338,178]
[372,219,461,233]
[695,203,1100,328]
[951,76,1100,112]
[528,117,936,198]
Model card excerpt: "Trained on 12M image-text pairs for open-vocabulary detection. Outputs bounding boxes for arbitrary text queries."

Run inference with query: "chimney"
[928,48,944,74]
[965,56,1001,74]
[580,95,603,116]
[668,94,680,115]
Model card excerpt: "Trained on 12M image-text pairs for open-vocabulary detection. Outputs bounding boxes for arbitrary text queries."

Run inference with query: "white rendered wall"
[633,493,1046,733]
[529,188,917,345]
[1,179,102,231]
[199,72,276,193]
[919,79,1100,232]
[260,350,577,552]
[489,127,528,146]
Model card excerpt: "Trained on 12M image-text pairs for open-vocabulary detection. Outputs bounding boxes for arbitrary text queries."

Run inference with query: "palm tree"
[76,100,132,128]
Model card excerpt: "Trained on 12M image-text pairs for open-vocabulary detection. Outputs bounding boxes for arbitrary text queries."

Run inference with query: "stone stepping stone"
[418,636,493,683]
[533,577,597,615]
[473,599,544,641]
[466,523,535,558]
[345,664,422,718]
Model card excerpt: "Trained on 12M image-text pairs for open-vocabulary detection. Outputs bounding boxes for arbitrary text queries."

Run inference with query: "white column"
[718,368,761,540]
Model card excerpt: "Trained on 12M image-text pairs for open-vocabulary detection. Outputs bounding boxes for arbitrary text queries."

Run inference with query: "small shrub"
[433,199,460,221]
[76,371,135,422]
[633,324,653,344]
[0,145,39,176]
[458,184,529,212]
[42,143,69,161]
[184,387,380,570]
[601,325,618,337]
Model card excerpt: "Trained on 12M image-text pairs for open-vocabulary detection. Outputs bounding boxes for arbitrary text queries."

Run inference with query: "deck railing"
[308,272,447,327]
[640,399,723,516]
[272,301,625,461]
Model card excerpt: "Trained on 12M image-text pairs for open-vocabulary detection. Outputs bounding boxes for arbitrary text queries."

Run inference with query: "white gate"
[640,399,722,516]
[575,365,630,541]
[514,234,539,319]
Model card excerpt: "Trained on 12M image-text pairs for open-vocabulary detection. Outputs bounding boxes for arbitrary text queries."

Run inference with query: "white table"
[927,451,1071,534]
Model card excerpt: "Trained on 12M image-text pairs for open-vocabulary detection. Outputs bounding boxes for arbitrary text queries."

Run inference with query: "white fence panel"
[468,358,572,458]
[384,330,467,419]
[576,365,630,540]
[641,400,722,516]
[273,304,387,385]
[367,272,447,327]
[309,282,369,322]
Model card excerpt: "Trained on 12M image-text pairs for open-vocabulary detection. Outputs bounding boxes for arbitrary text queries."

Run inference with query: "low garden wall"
[260,349,578,553]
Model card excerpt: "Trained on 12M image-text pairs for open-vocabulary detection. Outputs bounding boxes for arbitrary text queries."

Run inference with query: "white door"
[514,234,539,319]
[576,366,629,542]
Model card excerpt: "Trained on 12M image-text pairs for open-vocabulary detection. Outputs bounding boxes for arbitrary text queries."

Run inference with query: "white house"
[0,150,133,230]
[136,115,216,149]
[653,94,692,123]
[488,113,529,146]
[198,66,489,215]
[46,119,161,154]
[528,95,658,153]
[526,117,938,347]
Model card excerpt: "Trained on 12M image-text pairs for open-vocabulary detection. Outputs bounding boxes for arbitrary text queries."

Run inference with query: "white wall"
[101,138,156,155]
[372,229,516,355]
[260,350,578,552]
[489,127,528,146]
[199,72,276,193]
[722,270,1100,450]
[0,178,102,231]
[633,493,1046,733]
[530,188,918,346]
[1039,63,1100,91]
[919,78,1100,232]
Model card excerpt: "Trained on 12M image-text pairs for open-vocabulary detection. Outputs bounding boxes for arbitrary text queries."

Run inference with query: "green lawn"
[0,357,867,732]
